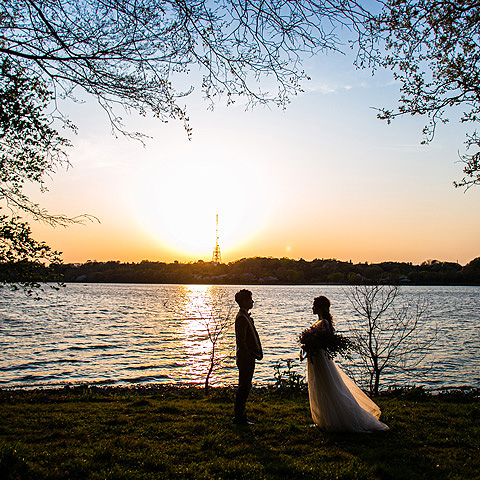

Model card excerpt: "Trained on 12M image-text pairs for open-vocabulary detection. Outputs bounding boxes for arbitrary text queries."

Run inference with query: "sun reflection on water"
[175,285,235,385]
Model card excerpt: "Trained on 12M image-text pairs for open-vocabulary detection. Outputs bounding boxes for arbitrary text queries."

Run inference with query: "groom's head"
[235,289,254,310]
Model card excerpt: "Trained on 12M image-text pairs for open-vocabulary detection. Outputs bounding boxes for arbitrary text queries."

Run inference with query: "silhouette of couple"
[233,289,388,432]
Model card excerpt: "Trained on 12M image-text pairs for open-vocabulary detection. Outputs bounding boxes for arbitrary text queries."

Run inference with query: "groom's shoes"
[233,416,255,426]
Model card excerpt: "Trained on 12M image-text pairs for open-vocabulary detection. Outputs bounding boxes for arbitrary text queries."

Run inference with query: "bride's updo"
[313,295,334,330]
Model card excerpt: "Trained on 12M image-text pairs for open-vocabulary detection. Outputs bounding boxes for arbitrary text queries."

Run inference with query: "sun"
[131,148,272,259]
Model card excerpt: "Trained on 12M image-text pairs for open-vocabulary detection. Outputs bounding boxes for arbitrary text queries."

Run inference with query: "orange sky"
[24,52,480,267]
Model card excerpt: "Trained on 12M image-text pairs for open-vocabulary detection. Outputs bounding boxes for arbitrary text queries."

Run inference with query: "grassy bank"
[0,386,478,479]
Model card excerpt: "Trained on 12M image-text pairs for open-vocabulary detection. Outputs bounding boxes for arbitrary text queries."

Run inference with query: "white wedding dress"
[307,351,389,432]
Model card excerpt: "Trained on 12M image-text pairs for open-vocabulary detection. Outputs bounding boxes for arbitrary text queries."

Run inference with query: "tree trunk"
[373,370,381,396]
[205,349,215,395]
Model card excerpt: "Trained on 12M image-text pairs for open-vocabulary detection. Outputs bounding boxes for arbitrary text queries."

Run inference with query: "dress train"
[307,351,389,432]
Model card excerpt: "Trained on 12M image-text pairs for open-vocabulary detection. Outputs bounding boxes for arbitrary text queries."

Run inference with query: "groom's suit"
[234,308,263,421]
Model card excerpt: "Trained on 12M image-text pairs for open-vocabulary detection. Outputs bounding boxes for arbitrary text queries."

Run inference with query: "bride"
[303,295,389,432]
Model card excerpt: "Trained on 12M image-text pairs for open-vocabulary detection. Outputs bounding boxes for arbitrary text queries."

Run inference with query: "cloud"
[302,80,367,94]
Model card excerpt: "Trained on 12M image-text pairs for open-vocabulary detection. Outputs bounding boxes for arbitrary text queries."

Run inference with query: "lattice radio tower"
[212,213,222,264]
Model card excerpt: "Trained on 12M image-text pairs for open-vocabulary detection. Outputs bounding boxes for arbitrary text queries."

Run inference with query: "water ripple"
[0,284,478,389]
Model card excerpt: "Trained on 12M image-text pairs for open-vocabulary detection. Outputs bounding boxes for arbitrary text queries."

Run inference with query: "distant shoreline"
[51,256,480,286]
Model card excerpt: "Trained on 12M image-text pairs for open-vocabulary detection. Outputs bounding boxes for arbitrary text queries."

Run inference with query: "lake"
[1,284,478,390]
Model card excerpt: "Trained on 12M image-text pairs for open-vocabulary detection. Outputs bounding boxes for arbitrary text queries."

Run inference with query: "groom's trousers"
[234,354,255,419]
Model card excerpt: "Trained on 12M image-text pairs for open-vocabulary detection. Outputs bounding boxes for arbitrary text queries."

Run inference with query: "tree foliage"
[0,58,71,290]
[53,256,480,285]
[0,208,62,294]
[0,0,367,137]
[0,58,72,220]
[362,0,480,188]
[0,58,89,290]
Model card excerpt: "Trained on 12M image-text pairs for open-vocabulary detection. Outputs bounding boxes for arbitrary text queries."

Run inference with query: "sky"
[24,42,480,266]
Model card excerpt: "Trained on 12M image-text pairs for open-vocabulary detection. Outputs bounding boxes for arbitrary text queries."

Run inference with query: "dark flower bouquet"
[299,324,356,359]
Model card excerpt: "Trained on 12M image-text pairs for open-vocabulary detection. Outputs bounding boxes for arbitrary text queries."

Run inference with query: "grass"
[0,385,478,479]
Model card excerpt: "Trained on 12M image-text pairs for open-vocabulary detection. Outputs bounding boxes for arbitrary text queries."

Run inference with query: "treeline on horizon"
[51,256,480,286]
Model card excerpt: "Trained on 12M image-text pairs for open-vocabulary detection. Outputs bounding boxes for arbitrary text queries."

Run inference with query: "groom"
[233,289,263,425]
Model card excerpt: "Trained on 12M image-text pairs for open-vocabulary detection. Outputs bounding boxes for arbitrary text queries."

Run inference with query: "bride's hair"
[313,296,334,329]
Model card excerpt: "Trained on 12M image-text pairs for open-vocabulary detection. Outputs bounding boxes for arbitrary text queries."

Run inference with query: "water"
[1,284,478,390]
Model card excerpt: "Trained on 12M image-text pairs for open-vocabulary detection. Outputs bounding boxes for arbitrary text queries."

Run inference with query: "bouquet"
[299,324,356,359]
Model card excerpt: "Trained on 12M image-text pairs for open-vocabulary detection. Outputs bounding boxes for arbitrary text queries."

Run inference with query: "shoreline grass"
[0,386,478,479]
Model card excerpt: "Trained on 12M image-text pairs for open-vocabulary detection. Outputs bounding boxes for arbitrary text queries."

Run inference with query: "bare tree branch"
[345,284,437,395]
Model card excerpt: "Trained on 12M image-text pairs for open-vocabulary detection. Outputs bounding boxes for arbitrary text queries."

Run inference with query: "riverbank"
[0,386,478,479]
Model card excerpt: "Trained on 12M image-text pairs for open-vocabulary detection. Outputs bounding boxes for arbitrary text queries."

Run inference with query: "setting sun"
[131,146,273,259]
